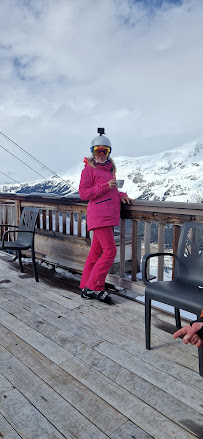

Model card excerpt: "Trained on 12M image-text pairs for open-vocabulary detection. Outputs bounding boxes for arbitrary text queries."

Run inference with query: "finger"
[190,334,199,342]
[190,335,199,345]
[173,324,198,341]
[195,339,202,348]
[173,327,188,339]
[183,335,191,344]
[182,326,200,343]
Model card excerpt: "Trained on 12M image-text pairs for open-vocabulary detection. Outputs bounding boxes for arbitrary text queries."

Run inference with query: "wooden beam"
[77,213,82,237]
[49,210,53,231]
[144,222,151,280]
[172,225,181,279]
[158,223,165,281]
[120,219,126,277]
[131,219,138,282]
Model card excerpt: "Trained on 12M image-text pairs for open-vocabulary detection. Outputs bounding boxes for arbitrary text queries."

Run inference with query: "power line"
[0,131,77,192]
[0,130,57,176]
[0,170,21,185]
[0,142,50,181]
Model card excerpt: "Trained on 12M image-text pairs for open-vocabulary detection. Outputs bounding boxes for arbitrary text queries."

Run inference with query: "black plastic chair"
[0,207,39,282]
[142,222,203,376]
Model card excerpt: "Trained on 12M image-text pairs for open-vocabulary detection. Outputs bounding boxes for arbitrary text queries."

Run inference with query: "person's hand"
[108,179,117,189]
[173,322,203,347]
[121,196,133,205]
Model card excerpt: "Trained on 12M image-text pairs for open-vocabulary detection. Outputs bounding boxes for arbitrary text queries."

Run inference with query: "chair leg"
[145,296,151,350]
[17,250,24,273]
[31,244,39,282]
[198,345,203,377]
[175,308,181,329]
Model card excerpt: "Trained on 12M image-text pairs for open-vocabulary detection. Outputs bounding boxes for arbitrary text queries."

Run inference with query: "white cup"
[116,179,124,188]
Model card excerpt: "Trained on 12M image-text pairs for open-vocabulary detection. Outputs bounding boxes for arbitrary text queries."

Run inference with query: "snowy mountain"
[114,140,203,203]
[1,139,203,203]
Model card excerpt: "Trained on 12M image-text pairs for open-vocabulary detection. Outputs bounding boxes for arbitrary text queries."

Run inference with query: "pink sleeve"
[79,166,109,201]
[118,191,127,200]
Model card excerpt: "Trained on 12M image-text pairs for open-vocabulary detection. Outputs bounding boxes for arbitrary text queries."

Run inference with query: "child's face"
[93,146,110,163]
[96,155,108,163]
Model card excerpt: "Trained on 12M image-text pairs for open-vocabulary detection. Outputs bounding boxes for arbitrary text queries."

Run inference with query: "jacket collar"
[94,160,112,171]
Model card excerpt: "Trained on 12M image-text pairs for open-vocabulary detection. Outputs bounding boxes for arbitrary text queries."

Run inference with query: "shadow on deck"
[0,252,203,439]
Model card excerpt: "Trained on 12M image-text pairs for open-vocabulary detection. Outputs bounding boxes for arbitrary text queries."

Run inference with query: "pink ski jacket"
[79,159,127,231]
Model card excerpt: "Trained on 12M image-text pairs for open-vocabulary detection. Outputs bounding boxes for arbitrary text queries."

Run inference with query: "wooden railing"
[1,193,203,294]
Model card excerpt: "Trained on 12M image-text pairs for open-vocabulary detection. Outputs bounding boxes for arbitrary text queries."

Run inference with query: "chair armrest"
[10,229,35,233]
[0,224,18,228]
[142,252,176,285]
[2,229,35,249]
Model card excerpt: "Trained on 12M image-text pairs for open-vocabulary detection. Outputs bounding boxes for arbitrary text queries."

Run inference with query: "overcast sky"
[0,0,203,184]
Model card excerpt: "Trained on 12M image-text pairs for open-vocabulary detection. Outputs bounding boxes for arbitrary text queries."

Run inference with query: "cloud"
[0,0,203,182]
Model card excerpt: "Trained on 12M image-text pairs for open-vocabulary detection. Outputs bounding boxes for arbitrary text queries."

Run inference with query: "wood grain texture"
[0,372,65,439]
[0,412,22,438]
[0,253,202,439]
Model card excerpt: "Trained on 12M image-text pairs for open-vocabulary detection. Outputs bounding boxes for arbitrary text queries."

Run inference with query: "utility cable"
[0,143,50,181]
[0,131,77,192]
[0,170,21,184]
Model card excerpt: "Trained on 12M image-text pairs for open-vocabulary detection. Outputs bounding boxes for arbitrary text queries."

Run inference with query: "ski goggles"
[93,146,110,157]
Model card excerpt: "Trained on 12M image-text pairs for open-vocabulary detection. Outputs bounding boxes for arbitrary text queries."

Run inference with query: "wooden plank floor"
[0,252,203,439]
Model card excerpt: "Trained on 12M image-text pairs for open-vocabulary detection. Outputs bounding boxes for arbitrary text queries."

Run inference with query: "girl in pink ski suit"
[79,136,131,304]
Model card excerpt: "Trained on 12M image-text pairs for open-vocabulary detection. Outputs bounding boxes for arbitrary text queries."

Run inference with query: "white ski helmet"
[90,128,112,154]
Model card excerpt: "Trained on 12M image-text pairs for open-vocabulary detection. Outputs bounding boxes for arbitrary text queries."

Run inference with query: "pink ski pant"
[80,226,117,291]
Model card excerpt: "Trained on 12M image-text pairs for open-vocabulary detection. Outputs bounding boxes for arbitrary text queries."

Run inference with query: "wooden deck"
[0,253,203,439]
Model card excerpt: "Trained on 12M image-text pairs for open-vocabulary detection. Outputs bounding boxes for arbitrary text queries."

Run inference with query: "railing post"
[15,199,21,225]
[42,210,46,230]
[144,222,151,280]
[7,205,13,242]
[131,219,138,281]
[11,205,16,241]
[11,205,15,225]
[85,215,90,239]
[49,210,53,231]
[158,223,165,281]
[2,204,8,240]
[70,212,74,235]
[0,203,2,226]
[172,225,181,279]
[120,218,125,277]
[0,203,3,240]
[55,210,59,233]
[77,213,82,237]
[62,212,66,234]
[36,210,40,229]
